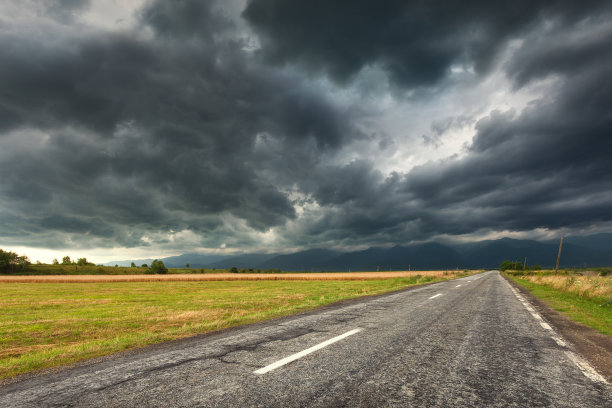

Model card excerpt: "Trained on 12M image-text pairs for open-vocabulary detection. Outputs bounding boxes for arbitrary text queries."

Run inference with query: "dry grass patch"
[521,275,612,300]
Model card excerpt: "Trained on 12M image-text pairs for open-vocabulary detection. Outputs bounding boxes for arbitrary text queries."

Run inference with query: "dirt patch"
[504,275,612,382]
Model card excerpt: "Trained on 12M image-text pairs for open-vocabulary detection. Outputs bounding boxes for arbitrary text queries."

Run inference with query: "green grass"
[506,275,612,336]
[0,274,459,380]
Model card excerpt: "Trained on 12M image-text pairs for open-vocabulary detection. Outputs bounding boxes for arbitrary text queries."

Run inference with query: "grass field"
[505,271,612,336]
[0,270,475,380]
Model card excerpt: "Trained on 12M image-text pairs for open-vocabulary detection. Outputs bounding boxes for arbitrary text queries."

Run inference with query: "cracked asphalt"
[1,271,610,407]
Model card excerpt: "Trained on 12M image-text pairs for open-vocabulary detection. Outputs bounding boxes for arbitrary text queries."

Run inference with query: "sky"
[1,0,611,263]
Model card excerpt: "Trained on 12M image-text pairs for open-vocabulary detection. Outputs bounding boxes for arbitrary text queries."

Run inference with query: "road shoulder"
[503,274,612,382]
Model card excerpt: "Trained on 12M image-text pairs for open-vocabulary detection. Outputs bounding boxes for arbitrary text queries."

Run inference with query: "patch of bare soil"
[504,275,612,382]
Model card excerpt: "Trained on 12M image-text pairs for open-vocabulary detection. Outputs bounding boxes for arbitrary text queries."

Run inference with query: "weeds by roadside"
[504,270,611,336]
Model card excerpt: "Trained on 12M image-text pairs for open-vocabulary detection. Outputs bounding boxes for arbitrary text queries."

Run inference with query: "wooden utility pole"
[523,257,527,271]
[554,236,564,275]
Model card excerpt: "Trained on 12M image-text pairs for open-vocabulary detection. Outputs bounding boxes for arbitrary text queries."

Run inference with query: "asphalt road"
[1,271,610,407]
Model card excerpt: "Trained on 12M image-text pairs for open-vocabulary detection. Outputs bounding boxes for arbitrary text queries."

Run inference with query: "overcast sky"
[1,0,611,262]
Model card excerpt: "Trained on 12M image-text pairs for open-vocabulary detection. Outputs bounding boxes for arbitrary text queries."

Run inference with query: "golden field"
[0,270,470,283]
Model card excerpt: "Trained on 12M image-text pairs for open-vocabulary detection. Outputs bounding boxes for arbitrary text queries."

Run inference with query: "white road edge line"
[506,282,608,385]
[455,284,462,288]
[429,293,443,299]
[253,328,362,375]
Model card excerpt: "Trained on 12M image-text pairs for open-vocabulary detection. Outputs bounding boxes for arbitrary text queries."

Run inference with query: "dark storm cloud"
[139,0,230,40]
[0,0,361,248]
[402,27,612,236]
[243,0,608,88]
[276,12,612,245]
[506,17,612,87]
[1,0,611,254]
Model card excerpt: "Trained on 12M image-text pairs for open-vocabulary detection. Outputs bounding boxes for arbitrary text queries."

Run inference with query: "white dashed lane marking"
[253,328,362,375]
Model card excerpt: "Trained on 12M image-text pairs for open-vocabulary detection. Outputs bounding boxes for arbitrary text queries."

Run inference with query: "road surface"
[1,271,610,407]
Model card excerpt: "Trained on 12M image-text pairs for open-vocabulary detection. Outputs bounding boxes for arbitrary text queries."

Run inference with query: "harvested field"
[0,270,471,283]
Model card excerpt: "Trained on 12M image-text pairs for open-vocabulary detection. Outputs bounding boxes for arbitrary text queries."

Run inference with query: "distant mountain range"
[105,234,612,271]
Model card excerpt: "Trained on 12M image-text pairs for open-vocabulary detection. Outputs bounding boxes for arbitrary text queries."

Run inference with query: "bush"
[229,266,238,273]
[149,259,168,274]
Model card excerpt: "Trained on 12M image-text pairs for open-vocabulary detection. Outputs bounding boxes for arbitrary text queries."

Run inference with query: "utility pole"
[523,257,527,271]
[554,236,564,275]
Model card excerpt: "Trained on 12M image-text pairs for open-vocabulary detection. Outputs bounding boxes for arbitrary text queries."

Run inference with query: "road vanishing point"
[1,271,610,407]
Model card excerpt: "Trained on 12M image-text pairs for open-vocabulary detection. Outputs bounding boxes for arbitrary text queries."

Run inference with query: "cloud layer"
[0,0,611,258]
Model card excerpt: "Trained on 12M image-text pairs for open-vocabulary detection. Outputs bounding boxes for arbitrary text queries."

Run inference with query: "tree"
[0,249,30,273]
[141,263,148,268]
[131,262,136,267]
[52,258,59,265]
[149,259,168,274]
[62,256,72,265]
[185,263,190,268]
[77,258,89,266]
[229,266,238,273]
[500,260,523,271]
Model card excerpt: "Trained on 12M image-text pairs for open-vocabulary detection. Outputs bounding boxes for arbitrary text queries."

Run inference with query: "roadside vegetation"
[0,270,477,380]
[503,265,611,336]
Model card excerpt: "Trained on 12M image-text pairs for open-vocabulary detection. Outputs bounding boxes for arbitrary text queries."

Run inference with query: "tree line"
[52,255,95,266]
[500,260,542,271]
[0,249,30,273]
